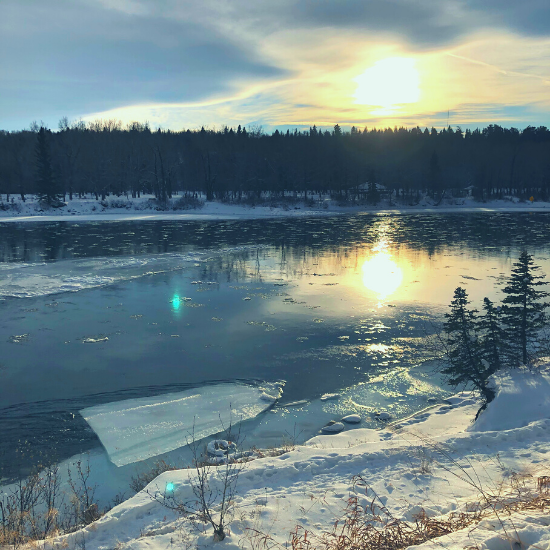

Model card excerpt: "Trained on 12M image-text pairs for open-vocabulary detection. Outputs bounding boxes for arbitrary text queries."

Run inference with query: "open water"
[1,212,550,482]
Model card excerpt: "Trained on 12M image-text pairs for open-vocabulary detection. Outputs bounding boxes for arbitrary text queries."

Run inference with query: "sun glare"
[362,252,403,299]
[353,57,420,113]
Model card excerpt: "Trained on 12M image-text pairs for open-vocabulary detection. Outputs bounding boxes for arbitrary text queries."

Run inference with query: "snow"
[468,366,550,432]
[80,382,283,467]
[321,421,345,433]
[36,365,550,550]
[341,414,361,423]
[1,193,550,223]
[407,511,550,550]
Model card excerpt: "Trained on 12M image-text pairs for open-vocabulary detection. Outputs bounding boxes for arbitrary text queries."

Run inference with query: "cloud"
[466,0,550,36]
[1,0,550,131]
[151,0,550,49]
[289,0,468,47]
[83,29,550,132]
[0,0,284,127]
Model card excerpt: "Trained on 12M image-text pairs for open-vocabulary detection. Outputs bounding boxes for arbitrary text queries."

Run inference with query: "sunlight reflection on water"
[362,252,403,299]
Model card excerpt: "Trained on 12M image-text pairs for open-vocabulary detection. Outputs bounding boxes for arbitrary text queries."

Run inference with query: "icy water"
[2,212,550,482]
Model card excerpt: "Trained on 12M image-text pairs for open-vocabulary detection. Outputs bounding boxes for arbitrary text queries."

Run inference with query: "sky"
[1,0,550,132]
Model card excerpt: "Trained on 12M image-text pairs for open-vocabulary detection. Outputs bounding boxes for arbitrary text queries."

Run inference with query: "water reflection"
[362,252,403,299]
[2,213,550,481]
[3,213,550,264]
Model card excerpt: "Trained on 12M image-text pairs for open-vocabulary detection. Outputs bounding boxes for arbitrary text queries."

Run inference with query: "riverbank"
[1,193,550,222]
[30,365,550,550]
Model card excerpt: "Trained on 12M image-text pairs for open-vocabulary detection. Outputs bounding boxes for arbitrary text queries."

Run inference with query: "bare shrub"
[0,201,21,212]
[149,416,245,542]
[281,423,304,452]
[130,460,177,493]
[61,456,101,533]
[537,475,550,494]
[0,462,63,548]
[405,444,434,475]
[107,198,133,209]
[171,195,204,210]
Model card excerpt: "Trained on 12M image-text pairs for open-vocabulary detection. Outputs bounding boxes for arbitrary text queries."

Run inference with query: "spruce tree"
[478,297,503,374]
[366,181,380,205]
[440,287,494,404]
[35,127,61,206]
[501,252,549,365]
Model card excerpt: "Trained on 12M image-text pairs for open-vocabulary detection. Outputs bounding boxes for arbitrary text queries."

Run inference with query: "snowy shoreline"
[1,194,550,223]
[13,365,550,550]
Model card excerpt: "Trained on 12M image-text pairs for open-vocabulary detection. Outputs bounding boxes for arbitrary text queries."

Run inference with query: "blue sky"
[1,0,550,132]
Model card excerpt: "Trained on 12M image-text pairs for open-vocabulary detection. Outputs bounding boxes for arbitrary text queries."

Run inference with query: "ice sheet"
[0,246,265,298]
[80,383,282,467]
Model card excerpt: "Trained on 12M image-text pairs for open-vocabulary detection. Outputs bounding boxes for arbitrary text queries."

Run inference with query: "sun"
[353,57,420,113]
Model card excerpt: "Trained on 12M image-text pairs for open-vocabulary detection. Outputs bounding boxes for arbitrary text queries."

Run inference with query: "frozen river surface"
[2,212,550,481]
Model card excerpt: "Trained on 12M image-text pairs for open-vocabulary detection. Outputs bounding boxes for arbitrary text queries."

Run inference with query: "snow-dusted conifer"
[441,287,494,405]
[478,297,503,375]
[501,252,549,365]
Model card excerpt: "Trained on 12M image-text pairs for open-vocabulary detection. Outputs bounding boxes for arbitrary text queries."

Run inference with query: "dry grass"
[244,471,550,550]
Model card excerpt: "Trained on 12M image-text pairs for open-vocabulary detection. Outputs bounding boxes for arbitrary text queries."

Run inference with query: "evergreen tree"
[35,127,61,205]
[501,252,549,365]
[478,297,502,374]
[440,287,494,405]
[366,181,380,205]
[428,150,441,199]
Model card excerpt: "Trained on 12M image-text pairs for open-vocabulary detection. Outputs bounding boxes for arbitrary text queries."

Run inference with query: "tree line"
[1,119,550,206]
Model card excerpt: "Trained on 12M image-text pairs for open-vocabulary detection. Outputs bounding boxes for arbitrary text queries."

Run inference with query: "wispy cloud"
[1,0,550,130]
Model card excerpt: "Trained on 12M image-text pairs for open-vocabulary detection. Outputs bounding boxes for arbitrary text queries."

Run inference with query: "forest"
[1,119,550,206]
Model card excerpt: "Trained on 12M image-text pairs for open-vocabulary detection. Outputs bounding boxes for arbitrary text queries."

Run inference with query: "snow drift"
[468,366,550,432]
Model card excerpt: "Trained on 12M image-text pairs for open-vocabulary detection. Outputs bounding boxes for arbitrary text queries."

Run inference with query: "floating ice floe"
[81,382,283,467]
[284,400,308,407]
[320,393,340,401]
[82,336,109,344]
[260,392,279,403]
[321,421,345,433]
[341,414,361,424]
[7,333,29,344]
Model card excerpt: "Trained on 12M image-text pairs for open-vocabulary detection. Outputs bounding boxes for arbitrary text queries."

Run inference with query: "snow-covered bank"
[1,194,550,223]
[33,366,550,550]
